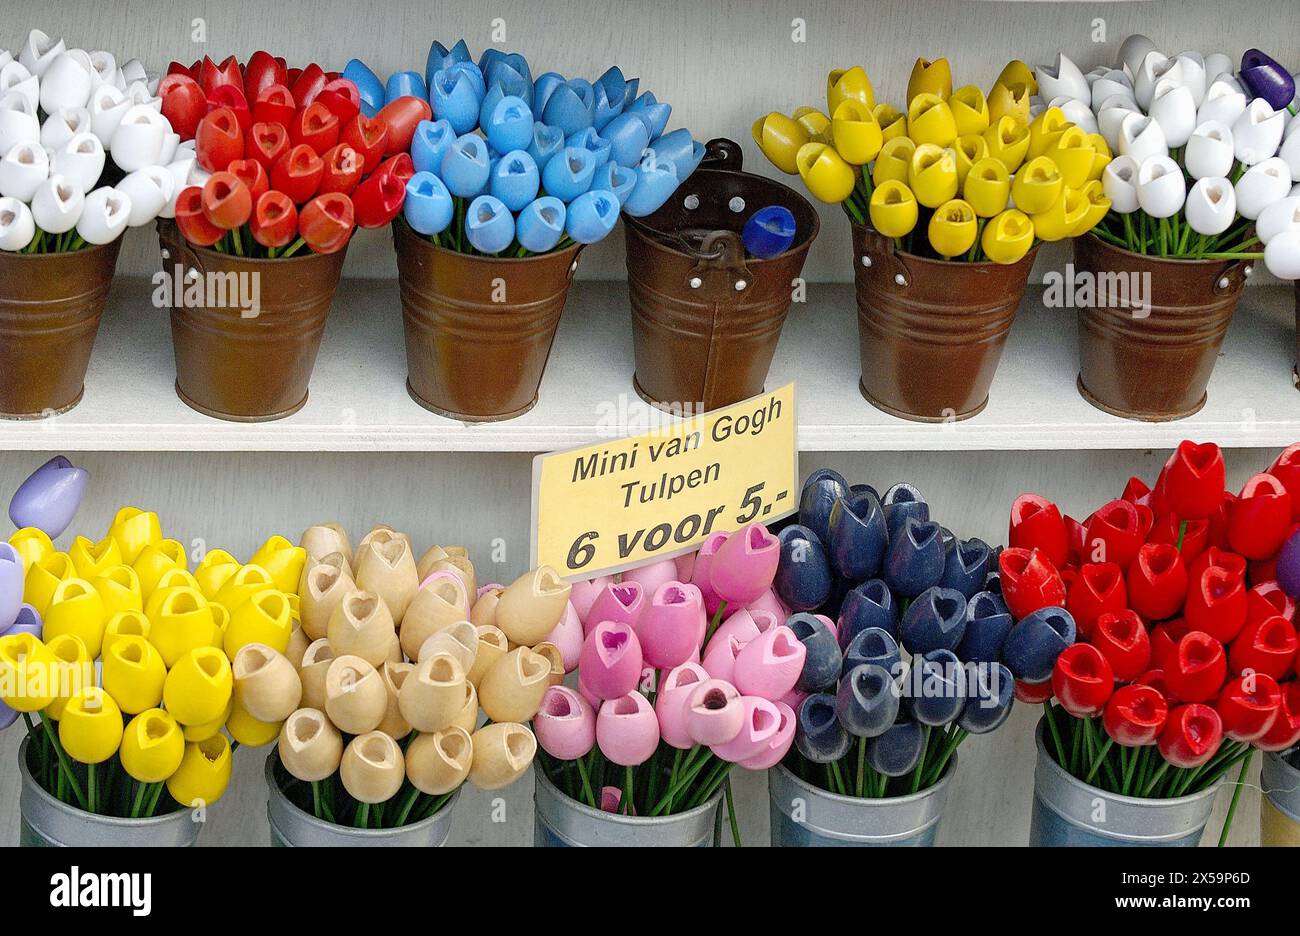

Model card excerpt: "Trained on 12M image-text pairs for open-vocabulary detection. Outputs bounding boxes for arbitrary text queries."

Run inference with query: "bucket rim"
[393,216,584,266]
[771,753,957,808]
[157,219,350,267]
[1075,231,1251,270]
[850,219,1040,272]
[535,762,721,824]
[0,239,120,264]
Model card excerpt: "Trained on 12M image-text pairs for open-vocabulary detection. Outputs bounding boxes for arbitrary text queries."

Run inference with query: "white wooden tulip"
[120,59,148,86]
[0,62,39,115]
[1102,155,1141,213]
[1097,95,1140,152]
[1185,121,1234,180]
[31,175,85,234]
[52,132,105,193]
[0,142,48,201]
[1171,52,1206,108]
[1256,195,1300,244]
[111,104,168,173]
[1203,53,1234,86]
[158,156,195,219]
[116,166,173,226]
[75,185,131,244]
[1278,129,1300,183]
[0,91,40,155]
[1135,155,1185,218]
[158,132,180,166]
[1232,99,1285,166]
[1134,51,1171,111]
[89,51,117,91]
[0,51,11,71]
[1050,97,1098,134]
[1184,177,1236,235]
[1149,80,1196,148]
[40,106,90,150]
[88,83,130,145]
[1264,230,1300,279]
[19,30,66,78]
[1118,34,1157,80]
[1090,71,1135,112]
[1235,157,1291,220]
[39,53,93,114]
[1037,54,1090,109]
[1118,113,1168,164]
[0,197,35,251]
[1197,77,1248,129]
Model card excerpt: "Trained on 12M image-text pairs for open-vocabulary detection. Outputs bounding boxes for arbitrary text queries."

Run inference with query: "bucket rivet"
[861,256,872,268]
[894,273,907,286]
[1217,275,1230,289]
[728,196,746,213]
[689,276,702,289]
[570,261,578,275]
[734,280,747,291]
[1243,264,1254,278]
[683,195,699,210]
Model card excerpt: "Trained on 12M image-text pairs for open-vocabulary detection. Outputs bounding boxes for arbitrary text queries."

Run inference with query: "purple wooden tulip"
[0,543,23,631]
[838,579,898,647]
[881,482,929,539]
[836,662,900,737]
[1002,606,1076,682]
[1,604,41,639]
[1276,528,1300,599]
[0,700,17,731]
[866,716,925,776]
[794,692,852,762]
[958,661,1014,734]
[9,455,88,537]
[899,586,967,654]
[843,626,901,677]
[1240,49,1296,111]
[956,591,1013,664]
[883,518,945,597]
[939,537,993,599]
[798,468,849,546]
[787,612,843,692]
[828,488,888,581]
[905,649,965,726]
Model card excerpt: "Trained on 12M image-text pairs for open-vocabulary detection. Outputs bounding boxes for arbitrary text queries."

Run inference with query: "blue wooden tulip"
[788,613,843,693]
[601,112,651,169]
[593,66,628,130]
[411,119,455,176]
[516,196,566,253]
[867,717,926,777]
[884,518,945,597]
[484,95,534,154]
[479,80,529,133]
[795,693,852,763]
[900,586,967,655]
[905,649,965,726]
[532,72,566,116]
[956,591,1013,664]
[566,127,611,168]
[850,483,879,500]
[440,134,491,198]
[626,91,671,140]
[742,205,797,260]
[836,663,900,737]
[0,543,22,631]
[827,488,887,581]
[774,524,833,612]
[464,195,515,254]
[939,537,992,599]
[404,172,454,235]
[527,122,565,174]
[490,150,540,212]
[9,456,88,538]
[482,51,532,92]
[843,627,901,678]
[648,128,704,182]
[426,39,472,89]
[1002,606,1076,682]
[591,161,637,206]
[431,67,485,135]
[343,60,385,118]
[623,155,680,217]
[542,146,596,202]
[386,70,427,106]
[958,662,1014,734]
[5,603,41,638]
[541,79,596,136]
[619,77,640,113]
[881,482,930,539]
[838,579,898,646]
[798,468,849,546]
[565,189,619,244]
[484,59,533,108]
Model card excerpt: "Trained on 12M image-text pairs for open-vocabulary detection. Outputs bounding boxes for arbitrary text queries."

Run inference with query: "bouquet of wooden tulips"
[276,523,556,828]
[0,28,176,252]
[776,471,1013,798]
[753,57,1113,262]
[0,457,299,818]
[1006,441,1300,843]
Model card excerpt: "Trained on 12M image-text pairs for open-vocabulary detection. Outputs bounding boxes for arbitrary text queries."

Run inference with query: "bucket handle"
[701,138,743,173]
[158,224,210,284]
[856,225,914,290]
[688,230,754,294]
[1213,259,1250,294]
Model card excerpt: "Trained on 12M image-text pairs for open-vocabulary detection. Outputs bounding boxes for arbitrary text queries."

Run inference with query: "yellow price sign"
[531,383,798,579]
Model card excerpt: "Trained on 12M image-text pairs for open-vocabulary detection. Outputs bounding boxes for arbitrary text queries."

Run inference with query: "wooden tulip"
[416,544,469,582]
[133,539,187,599]
[416,620,478,673]
[398,652,467,733]
[495,567,571,646]
[149,586,212,666]
[406,726,472,794]
[357,524,413,559]
[278,707,343,782]
[249,535,307,596]
[327,590,396,666]
[299,553,354,640]
[340,731,405,803]
[470,587,502,629]
[213,563,276,612]
[532,641,566,687]
[355,535,419,623]
[223,588,292,657]
[324,654,387,735]
[424,555,477,603]
[92,564,142,615]
[377,660,413,738]
[399,573,470,660]
[478,647,551,723]
[450,680,479,734]
[226,696,283,748]
[143,570,203,618]
[233,643,302,723]
[102,609,150,656]
[298,638,337,711]
[300,523,353,569]
[194,548,241,601]
[469,722,536,790]
[285,621,310,668]
[208,602,230,649]
[467,625,509,687]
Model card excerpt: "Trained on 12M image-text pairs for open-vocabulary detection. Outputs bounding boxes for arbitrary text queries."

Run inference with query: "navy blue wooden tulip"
[956,591,1014,664]
[835,663,900,737]
[958,662,1014,734]
[837,579,898,647]
[741,205,796,259]
[866,717,926,777]
[843,627,901,677]
[1002,606,1076,682]
[899,586,967,655]
[788,612,843,693]
[850,483,879,501]
[939,538,992,599]
[795,693,853,763]
[881,482,929,539]
[828,488,888,582]
[883,518,945,597]
[905,649,966,726]
[984,569,1003,595]
[798,468,849,546]
[774,524,834,611]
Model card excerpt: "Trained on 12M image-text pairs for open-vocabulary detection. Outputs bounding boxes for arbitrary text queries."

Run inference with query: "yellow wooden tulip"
[102,610,151,655]
[907,57,952,103]
[249,535,306,596]
[983,117,1031,173]
[994,60,1038,97]
[949,85,990,137]
[108,507,162,565]
[162,646,233,726]
[143,570,202,618]
[92,565,142,616]
[1011,156,1065,215]
[166,734,232,807]
[44,633,92,720]
[102,634,167,714]
[9,527,54,573]
[827,66,876,115]
[872,136,916,187]
[194,548,241,601]
[1045,125,1094,189]
[908,144,959,208]
[981,208,1036,264]
[24,552,73,617]
[868,180,919,237]
[59,687,123,764]
[963,157,1012,217]
[133,539,188,599]
[1071,180,1112,236]
[1032,187,1090,242]
[793,106,832,144]
[213,563,276,612]
[120,709,185,783]
[0,632,55,711]
[182,701,231,742]
[830,100,883,165]
[208,602,230,649]
[873,104,908,142]
[1084,133,1112,182]
[907,93,957,148]
[928,199,978,258]
[149,586,213,667]
[953,134,989,186]
[751,112,809,175]
[225,696,282,747]
[69,534,122,581]
[224,588,292,658]
[44,578,108,658]
[987,82,1031,125]
[1027,107,1069,161]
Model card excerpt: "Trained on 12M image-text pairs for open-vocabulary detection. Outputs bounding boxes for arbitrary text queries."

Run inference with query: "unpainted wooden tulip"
[416,619,478,672]
[495,566,571,646]
[532,641,566,686]
[300,523,353,569]
[278,708,343,781]
[233,642,302,722]
[425,555,477,604]
[479,646,551,722]
[355,536,419,623]
[357,524,413,559]
[341,730,406,803]
[398,652,467,732]
[298,645,337,704]
[324,654,388,734]
[467,624,509,687]
[470,587,502,628]
[400,572,471,659]
[327,590,396,666]
[416,544,470,582]
[406,726,473,794]
[449,680,480,734]
[285,621,310,668]
[469,722,536,790]
[377,660,414,738]
[300,553,355,639]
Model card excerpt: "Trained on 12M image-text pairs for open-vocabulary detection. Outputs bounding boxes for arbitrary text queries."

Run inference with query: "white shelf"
[0,278,1296,453]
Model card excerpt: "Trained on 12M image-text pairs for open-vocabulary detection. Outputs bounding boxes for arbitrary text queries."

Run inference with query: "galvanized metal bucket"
[768,759,955,846]
[1260,752,1300,847]
[1029,719,1221,846]
[265,753,458,846]
[18,740,201,847]
[533,768,721,846]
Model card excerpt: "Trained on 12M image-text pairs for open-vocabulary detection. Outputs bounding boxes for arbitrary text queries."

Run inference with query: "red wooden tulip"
[201,172,253,230]
[206,83,252,135]
[1184,565,1247,644]
[271,144,324,204]
[1256,681,1300,751]
[1051,642,1114,717]
[316,78,361,125]
[227,159,269,202]
[166,61,197,79]
[1164,631,1227,703]
[253,84,297,128]
[158,73,206,141]
[195,107,244,173]
[174,186,224,246]
[199,55,242,99]
[1127,542,1187,622]
[1121,476,1154,511]
[1228,615,1298,680]
[290,63,328,108]
[1157,703,1222,768]
[1009,494,1069,569]
[1227,473,1292,559]
[1065,562,1126,637]
[1083,499,1144,569]
[1187,546,1247,584]
[1247,580,1295,625]
[341,114,389,175]
[998,547,1067,620]
[1093,609,1151,682]
[1163,441,1226,521]
[1216,671,1282,742]
[299,192,354,254]
[318,144,363,195]
[243,50,288,104]
[291,102,341,156]
[1014,678,1054,704]
[376,96,433,155]
[1147,512,1208,565]
[1103,683,1168,746]
[248,122,290,171]
[351,165,406,228]
[249,191,298,248]
[1064,515,1087,567]
[1268,443,1300,521]
[1150,620,1190,672]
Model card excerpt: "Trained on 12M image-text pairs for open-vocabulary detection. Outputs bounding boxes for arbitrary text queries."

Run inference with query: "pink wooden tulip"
[578,620,643,700]
[534,685,596,760]
[622,558,679,596]
[600,785,623,813]
[747,588,789,622]
[709,523,780,607]
[683,678,744,746]
[476,582,503,598]
[595,691,660,765]
[585,581,645,633]
[690,531,730,614]
[570,575,614,624]
[577,673,602,712]
[543,601,583,672]
[733,625,806,701]
[712,696,784,763]
[711,607,779,648]
[637,581,705,668]
[739,700,797,769]
[700,632,745,684]
[654,662,709,748]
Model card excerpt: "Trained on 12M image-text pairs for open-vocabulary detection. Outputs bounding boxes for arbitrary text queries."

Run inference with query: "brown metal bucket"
[623,138,818,413]
[394,219,582,422]
[1074,234,1247,421]
[1293,280,1299,391]
[158,220,346,422]
[0,240,122,419]
[853,223,1037,422]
